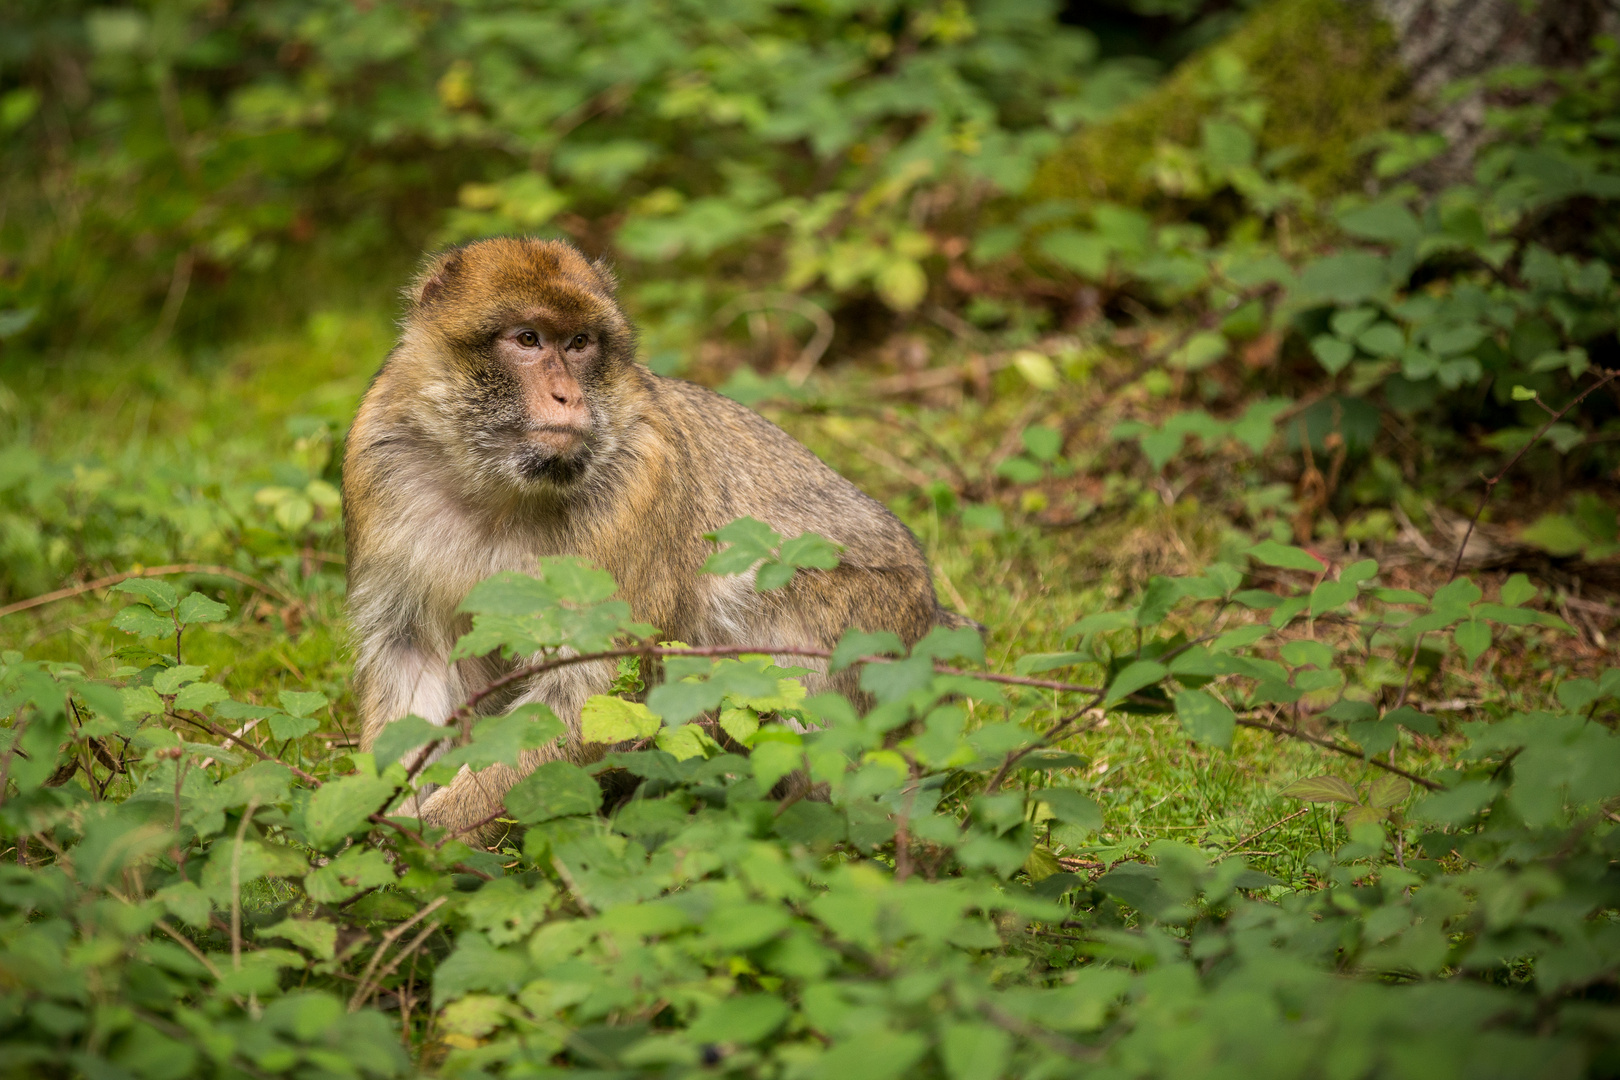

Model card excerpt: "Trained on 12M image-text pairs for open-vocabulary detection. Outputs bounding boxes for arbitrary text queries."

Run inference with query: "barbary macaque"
[344,237,967,839]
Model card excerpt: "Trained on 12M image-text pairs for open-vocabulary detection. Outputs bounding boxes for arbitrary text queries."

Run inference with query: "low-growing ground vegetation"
[1,1,1619,1077]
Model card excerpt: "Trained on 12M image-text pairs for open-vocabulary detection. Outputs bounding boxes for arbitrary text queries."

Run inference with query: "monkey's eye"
[516,329,540,348]
[568,332,590,350]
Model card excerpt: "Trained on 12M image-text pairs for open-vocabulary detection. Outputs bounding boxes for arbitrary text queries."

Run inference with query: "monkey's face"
[466,321,606,488]
[401,238,637,494]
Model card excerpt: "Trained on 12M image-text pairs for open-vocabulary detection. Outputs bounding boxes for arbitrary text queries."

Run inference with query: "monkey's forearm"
[356,641,461,751]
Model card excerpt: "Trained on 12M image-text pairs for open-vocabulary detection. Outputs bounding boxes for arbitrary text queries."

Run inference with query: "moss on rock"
[1031,0,1406,211]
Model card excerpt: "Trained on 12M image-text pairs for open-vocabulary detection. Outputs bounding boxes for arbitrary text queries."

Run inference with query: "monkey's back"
[623,370,947,648]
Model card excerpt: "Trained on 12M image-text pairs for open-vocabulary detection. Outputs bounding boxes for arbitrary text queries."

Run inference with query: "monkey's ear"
[408,249,464,308]
[591,254,620,296]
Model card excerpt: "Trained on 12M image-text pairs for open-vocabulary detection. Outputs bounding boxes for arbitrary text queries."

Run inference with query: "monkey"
[344,236,970,841]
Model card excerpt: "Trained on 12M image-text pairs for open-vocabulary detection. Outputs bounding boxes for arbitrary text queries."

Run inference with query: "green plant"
[3,503,1618,1077]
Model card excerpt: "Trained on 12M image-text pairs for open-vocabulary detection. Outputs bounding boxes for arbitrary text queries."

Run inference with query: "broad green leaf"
[686,995,790,1045]
[278,690,328,718]
[940,1023,1012,1080]
[581,695,661,744]
[777,532,841,571]
[172,681,229,712]
[113,578,178,610]
[1022,424,1062,461]
[113,605,174,639]
[656,722,711,761]
[1036,788,1103,831]
[176,592,229,625]
[1168,330,1227,370]
[1039,229,1109,277]
[372,715,442,770]
[703,517,781,576]
[302,771,396,849]
[1298,251,1388,304]
[1454,620,1491,669]
[830,629,906,671]
[1105,661,1167,706]
[267,711,320,738]
[1367,772,1412,809]
[1500,573,1537,608]
[1246,540,1326,572]
[1310,579,1356,614]
[152,666,207,694]
[1310,334,1354,374]
[749,739,803,791]
[1175,689,1235,749]
[806,1029,927,1080]
[1280,775,1359,804]
[259,918,337,961]
[1338,200,1422,245]
[504,760,599,823]
[719,706,760,745]
[305,847,395,904]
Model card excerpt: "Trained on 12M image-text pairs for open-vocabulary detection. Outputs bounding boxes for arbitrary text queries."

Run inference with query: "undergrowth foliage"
[2,520,1618,1079]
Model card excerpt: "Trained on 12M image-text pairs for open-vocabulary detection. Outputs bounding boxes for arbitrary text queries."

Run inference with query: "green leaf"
[1175,689,1235,749]
[1330,307,1380,339]
[113,605,174,639]
[1454,620,1491,669]
[372,715,442,770]
[1105,660,1167,706]
[302,771,396,849]
[749,739,803,791]
[1367,773,1412,810]
[755,561,798,591]
[278,690,328,718]
[1138,427,1185,471]
[430,705,567,778]
[173,681,229,711]
[1337,200,1422,245]
[152,665,206,694]
[1310,579,1357,615]
[581,695,661,744]
[806,1030,927,1080]
[656,722,711,761]
[778,532,842,571]
[112,578,178,610]
[305,847,395,904]
[703,516,781,576]
[1310,334,1355,374]
[719,705,760,745]
[504,760,599,823]
[1299,251,1388,304]
[686,995,791,1045]
[1357,321,1405,358]
[1039,228,1109,278]
[940,1023,1012,1080]
[1520,514,1587,557]
[1168,330,1228,371]
[830,629,906,672]
[1280,775,1359,804]
[259,918,337,961]
[1022,424,1063,461]
[176,592,229,625]
[1036,788,1103,831]
[1245,540,1326,572]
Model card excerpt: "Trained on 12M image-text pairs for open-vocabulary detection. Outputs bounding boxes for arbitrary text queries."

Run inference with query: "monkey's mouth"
[523,425,589,455]
[508,427,594,485]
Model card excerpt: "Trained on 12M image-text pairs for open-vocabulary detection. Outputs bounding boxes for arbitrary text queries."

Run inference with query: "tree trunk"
[1373,0,1620,180]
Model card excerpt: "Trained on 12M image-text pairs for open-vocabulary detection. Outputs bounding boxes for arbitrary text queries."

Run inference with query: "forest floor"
[1,304,1612,892]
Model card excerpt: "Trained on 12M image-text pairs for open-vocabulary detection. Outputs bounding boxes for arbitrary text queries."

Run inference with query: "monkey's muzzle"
[524,425,589,454]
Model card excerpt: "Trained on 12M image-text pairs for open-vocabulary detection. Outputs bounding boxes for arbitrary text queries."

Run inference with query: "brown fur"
[345,237,967,841]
